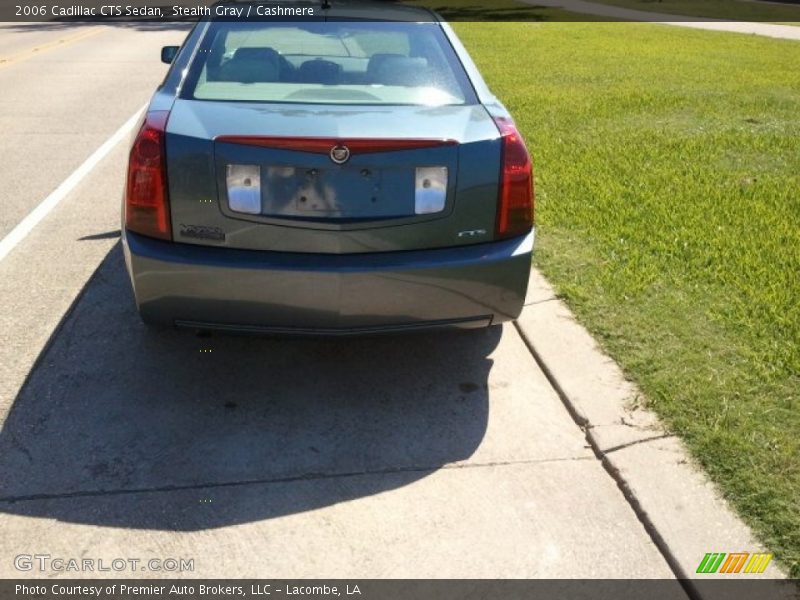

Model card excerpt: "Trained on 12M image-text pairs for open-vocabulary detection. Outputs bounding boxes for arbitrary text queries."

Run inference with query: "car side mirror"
[161,46,179,64]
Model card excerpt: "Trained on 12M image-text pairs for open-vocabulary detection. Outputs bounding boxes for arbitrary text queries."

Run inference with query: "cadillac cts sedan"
[122,2,534,335]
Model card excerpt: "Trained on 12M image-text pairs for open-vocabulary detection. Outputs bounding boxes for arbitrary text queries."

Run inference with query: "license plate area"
[216,139,456,229]
[226,164,448,220]
[284,166,397,218]
[258,165,415,220]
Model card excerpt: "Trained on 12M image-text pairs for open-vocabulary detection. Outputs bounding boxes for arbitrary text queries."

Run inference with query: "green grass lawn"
[452,21,800,577]
[586,0,800,21]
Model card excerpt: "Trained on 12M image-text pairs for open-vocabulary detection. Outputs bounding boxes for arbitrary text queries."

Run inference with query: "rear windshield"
[183,21,475,106]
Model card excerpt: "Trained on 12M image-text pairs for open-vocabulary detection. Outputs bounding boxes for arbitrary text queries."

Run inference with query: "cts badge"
[330,145,351,164]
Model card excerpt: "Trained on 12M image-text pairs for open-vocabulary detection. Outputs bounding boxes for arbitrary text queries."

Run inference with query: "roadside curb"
[515,268,786,585]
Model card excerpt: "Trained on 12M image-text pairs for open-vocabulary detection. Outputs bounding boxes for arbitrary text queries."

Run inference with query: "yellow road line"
[0,26,104,68]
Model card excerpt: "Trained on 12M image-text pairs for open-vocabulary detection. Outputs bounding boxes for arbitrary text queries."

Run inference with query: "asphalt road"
[0,23,681,580]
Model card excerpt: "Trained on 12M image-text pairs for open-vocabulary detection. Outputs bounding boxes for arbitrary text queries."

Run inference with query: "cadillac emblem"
[330,144,351,165]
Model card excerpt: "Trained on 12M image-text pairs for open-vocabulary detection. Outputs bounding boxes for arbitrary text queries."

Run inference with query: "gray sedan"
[123,2,534,334]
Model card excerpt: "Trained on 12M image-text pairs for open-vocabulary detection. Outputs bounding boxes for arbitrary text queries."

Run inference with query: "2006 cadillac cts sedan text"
[122,1,534,335]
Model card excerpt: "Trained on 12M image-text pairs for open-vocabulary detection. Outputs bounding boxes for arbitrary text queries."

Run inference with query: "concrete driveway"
[0,22,686,582]
[0,256,673,578]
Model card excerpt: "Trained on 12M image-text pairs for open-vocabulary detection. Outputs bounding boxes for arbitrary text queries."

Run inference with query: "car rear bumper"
[122,230,533,335]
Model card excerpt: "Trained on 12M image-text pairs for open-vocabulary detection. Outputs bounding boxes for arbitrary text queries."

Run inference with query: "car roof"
[210,0,442,22]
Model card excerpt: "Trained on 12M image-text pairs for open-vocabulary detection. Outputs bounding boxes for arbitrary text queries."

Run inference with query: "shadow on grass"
[423,4,554,21]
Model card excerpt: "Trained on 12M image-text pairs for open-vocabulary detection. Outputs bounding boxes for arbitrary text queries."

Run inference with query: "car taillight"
[494,117,534,239]
[125,111,171,240]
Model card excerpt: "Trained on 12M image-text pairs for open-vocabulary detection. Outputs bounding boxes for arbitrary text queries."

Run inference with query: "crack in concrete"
[523,297,558,307]
[602,433,676,456]
[0,454,592,505]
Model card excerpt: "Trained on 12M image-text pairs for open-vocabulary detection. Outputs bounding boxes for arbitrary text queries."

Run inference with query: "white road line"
[0,104,146,263]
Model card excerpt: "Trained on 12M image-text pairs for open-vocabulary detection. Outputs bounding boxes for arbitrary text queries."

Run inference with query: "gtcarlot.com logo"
[14,554,194,573]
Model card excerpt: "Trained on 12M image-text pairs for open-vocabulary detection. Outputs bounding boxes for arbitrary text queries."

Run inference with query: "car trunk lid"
[165,99,502,253]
